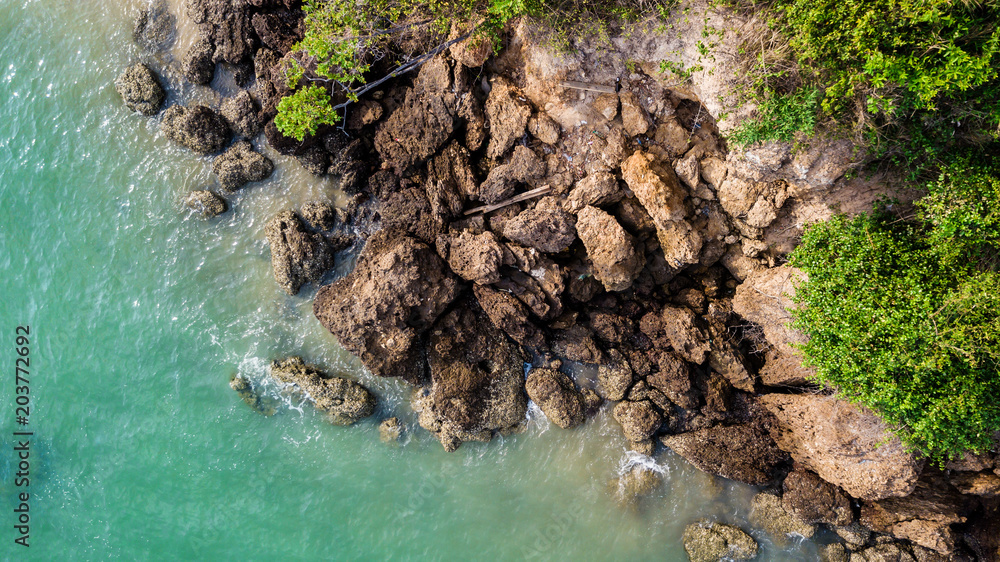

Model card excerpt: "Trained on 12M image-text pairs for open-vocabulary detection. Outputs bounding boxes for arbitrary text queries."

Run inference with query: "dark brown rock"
[220,90,262,138]
[525,368,586,429]
[115,63,165,116]
[613,399,662,441]
[473,284,545,348]
[782,469,854,526]
[182,35,215,84]
[162,104,232,155]
[213,140,274,192]
[860,476,968,554]
[503,198,577,253]
[265,210,333,295]
[661,424,787,485]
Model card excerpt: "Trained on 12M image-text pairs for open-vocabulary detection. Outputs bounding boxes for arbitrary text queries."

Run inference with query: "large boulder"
[732,265,808,357]
[620,151,702,267]
[477,145,544,204]
[269,357,375,425]
[484,77,532,159]
[683,521,758,562]
[182,35,215,84]
[161,104,232,154]
[782,468,854,526]
[860,476,969,555]
[749,492,816,543]
[213,140,274,192]
[251,10,303,54]
[220,91,262,138]
[115,63,165,116]
[660,423,787,485]
[186,0,256,64]
[264,210,334,295]
[313,232,461,382]
[414,303,528,451]
[503,198,577,253]
[472,284,546,349]
[575,206,644,292]
[437,230,504,285]
[613,399,662,442]
[183,190,227,218]
[597,349,633,401]
[761,394,923,501]
[525,368,586,429]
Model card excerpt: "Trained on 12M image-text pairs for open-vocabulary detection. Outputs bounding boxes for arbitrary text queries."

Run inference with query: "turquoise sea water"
[0,1,824,559]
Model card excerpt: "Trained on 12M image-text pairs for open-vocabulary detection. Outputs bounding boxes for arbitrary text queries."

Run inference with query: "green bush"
[790,154,1000,462]
[274,85,341,141]
[728,86,819,147]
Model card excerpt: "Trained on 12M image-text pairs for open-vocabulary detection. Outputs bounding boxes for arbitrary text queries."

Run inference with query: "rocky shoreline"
[118,1,999,560]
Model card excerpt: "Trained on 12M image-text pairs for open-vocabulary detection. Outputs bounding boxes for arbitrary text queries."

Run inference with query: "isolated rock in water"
[265,210,333,295]
[379,417,403,443]
[162,104,232,154]
[229,373,277,416]
[313,232,460,382]
[761,394,923,501]
[575,206,644,291]
[213,140,274,192]
[683,521,758,562]
[613,464,662,506]
[750,492,816,544]
[115,63,165,116]
[613,399,662,442]
[484,77,531,159]
[182,35,215,84]
[525,368,586,429]
[660,424,787,486]
[503,198,577,253]
[438,230,504,285]
[782,468,854,526]
[860,476,968,554]
[417,303,528,451]
[184,190,228,218]
[220,91,262,138]
[133,1,176,51]
[620,151,702,266]
[269,357,375,425]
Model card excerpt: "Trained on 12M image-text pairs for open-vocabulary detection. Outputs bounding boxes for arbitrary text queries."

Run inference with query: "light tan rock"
[575,206,644,291]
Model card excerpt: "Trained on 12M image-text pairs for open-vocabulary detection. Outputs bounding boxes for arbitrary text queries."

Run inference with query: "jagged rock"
[849,543,917,562]
[374,65,457,171]
[458,94,486,152]
[328,139,369,192]
[527,111,560,145]
[821,543,851,562]
[473,284,546,348]
[265,210,333,295]
[525,368,586,429]
[629,438,655,456]
[620,91,652,137]
[438,230,504,285]
[213,140,274,191]
[379,417,403,443]
[503,198,577,253]
[950,472,1000,497]
[581,388,603,416]
[659,305,711,364]
[414,303,528,451]
[551,324,602,364]
[182,35,215,84]
[229,373,277,416]
[566,171,623,212]
[186,0,255,64]
[759,348,813,387]
[162,104,232,154]
[313,232,461,382]
[115,63,165,116]
[675,151,700,191]
[661,424,787,485]
[300,201,337,231]
[597,349,633,401]
[297,145,330,175]
[718,177,789,230]
[477,145,545,203]
[654,115,691,157]
[183,190,228,218]
[220,91,262,138]
[448,27,491,67]
[761,394,923,501]
[620,151,702,266]
[646,351,698,409]
[750,492,816,544]
[269,357,375,425]
[945,451,996,472]
[484,77,531,159]
[593,93,618,121]
[732,265,809,357]
[783,468,854,526]
[836,521,873,550]
[860,476,968,554]
[381,187,442,244]
[682,521,758,562]
[251,10,303,54]
[346,100,384,129]
[575,206,644,292]
[613,399,662,442]
[701,156,727,189]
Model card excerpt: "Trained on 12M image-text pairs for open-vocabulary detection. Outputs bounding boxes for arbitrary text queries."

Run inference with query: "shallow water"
[0,1,823,559]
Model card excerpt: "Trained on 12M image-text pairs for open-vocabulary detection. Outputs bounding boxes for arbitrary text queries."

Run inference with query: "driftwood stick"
[464,186,552,216]
[559,80,618,94]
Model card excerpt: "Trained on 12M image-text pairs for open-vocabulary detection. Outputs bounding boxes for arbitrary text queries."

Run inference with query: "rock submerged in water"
[115,63,165,116]
[749,492,816,545]
[269,357,375,425]
[525,368,586,429]
[229,373,277,416]
[161,104,232,155]
[682,520,758,562]
[184,190,227,218]
[379,417,403,444]
[612,464,662,506]
[213,140,274,192]
[264,210,334,295]
[660,423,787,486]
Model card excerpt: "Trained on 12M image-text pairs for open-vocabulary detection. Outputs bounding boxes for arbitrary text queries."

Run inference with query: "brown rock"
[660,305,711,364]
[593,93,618,121]
[183,190,227,218]
[374,80,456,172]
[732,265,808,357]
[379,417,403,443]
[527,112,560,145]
[718,177,789,230]
[477,145,544,204]
[300,201,337,231]
[472,284,545,348]
[949,472,1000,497]
[346,100,384,129]
[551,324,602,364]
[438,230,504,285]
[575,206,644,292]
[115,63,165,115]
[620,91,652,137]
[661,424,787,485]
[484,77,531,159]
[566,171,623,212]
[265,210,333,295]
[761,394,923,501]
[503,198,577,253]
[782,468,854,526]
[525,368,586,429]
[161,104,232,155]
[750,492,816,544]
[613,399,662,441]
[269,357,375,425]
[597,349,633,401]
[647,351,698,409]
[220,90,262,138]
[213,140,274,192]
[683,521,759,562]
[860,477,968,554]
[675,151,700,191]
[313,232,461,382]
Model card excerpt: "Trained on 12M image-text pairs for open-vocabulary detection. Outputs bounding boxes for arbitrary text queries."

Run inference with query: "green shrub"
[727,86,819,147]
[790,154,1000,463]
[274,85,341,141]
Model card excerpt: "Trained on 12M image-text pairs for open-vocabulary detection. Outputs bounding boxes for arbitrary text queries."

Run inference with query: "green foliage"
[790,153,1000,462]
[274,85,341,141]
[728,86,819,147]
